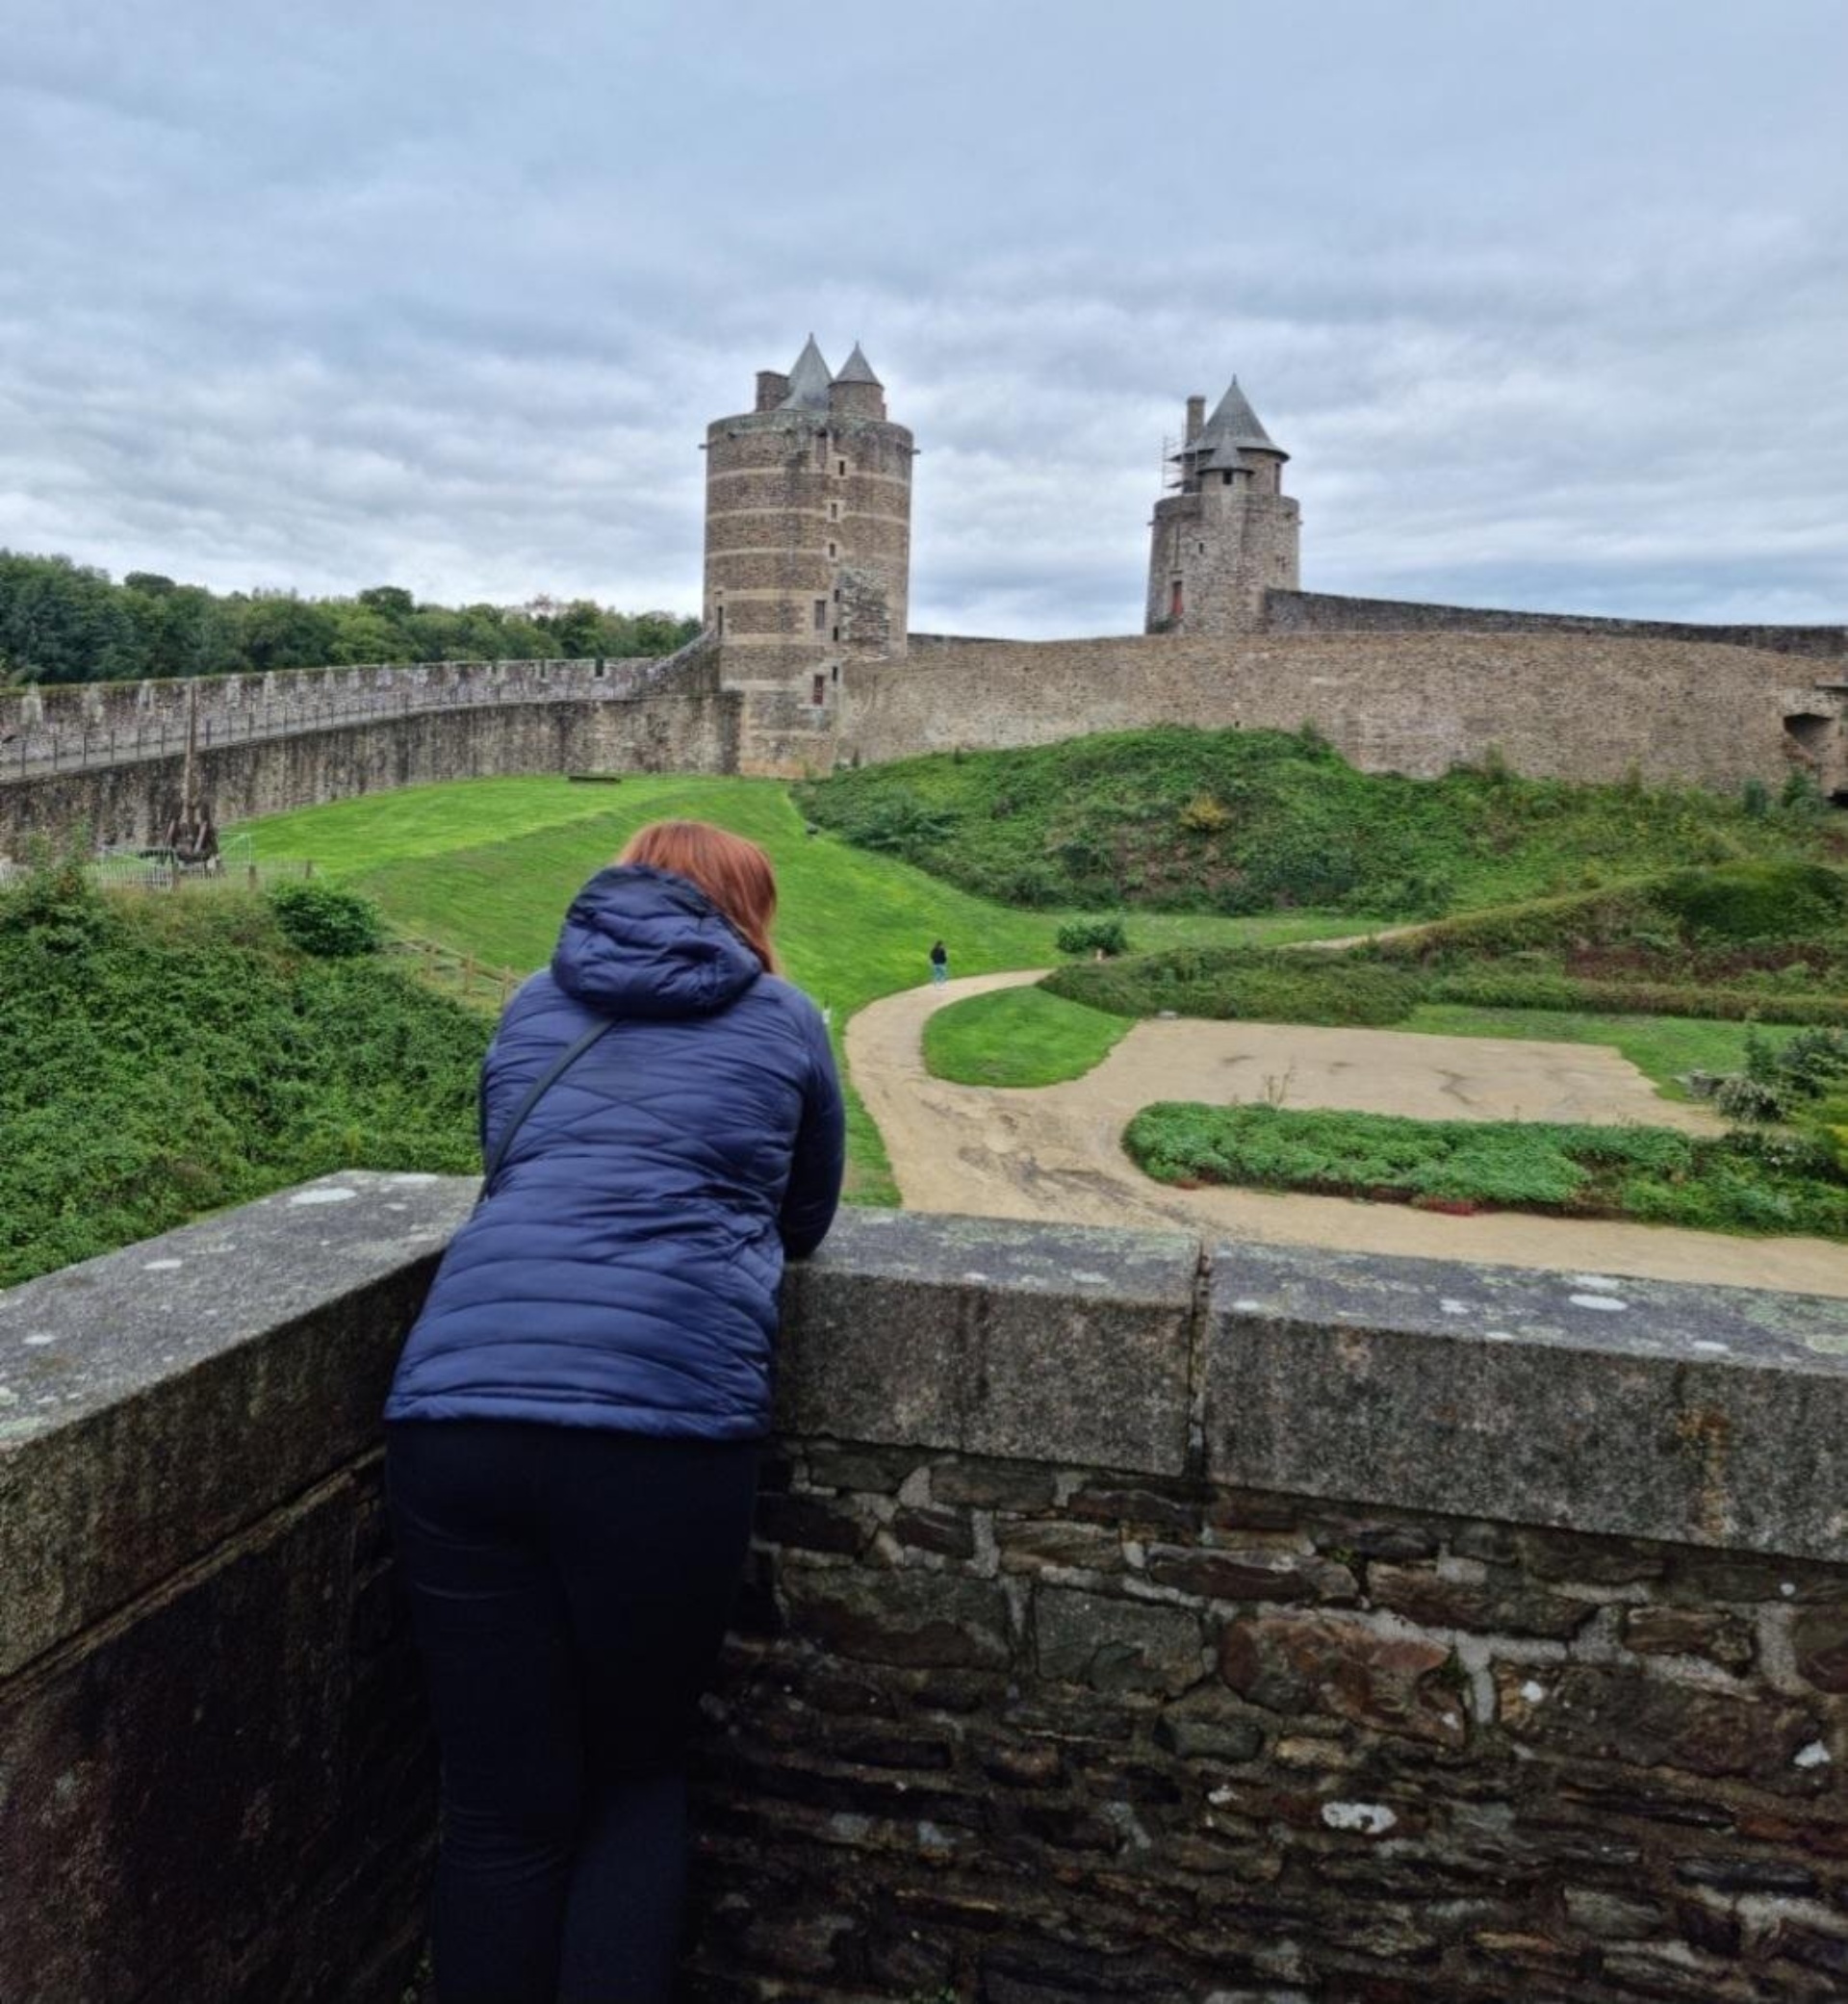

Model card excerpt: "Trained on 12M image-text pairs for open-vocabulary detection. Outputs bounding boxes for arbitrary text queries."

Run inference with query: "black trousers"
[386,1421,761,2004]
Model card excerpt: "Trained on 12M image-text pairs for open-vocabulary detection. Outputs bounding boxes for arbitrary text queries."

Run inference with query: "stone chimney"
[1185,395,1205,444]
[756,371,790,413]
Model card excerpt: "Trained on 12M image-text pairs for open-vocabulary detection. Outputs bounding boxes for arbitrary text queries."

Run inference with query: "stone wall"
[0,651,738,849]
[5,1183,1845,2001]
[1266,590,1848,662]
[843,629,1848,794]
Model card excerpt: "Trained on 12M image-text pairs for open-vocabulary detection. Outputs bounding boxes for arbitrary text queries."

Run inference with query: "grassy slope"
[238,778,1356,1201]
[796,728,1834,919]
[0,881,483,1288]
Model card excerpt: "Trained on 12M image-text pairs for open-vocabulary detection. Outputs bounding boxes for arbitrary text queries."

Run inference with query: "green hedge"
[1124,1102,1848,1238]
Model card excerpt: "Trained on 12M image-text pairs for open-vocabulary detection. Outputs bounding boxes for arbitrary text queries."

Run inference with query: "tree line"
[0,551,700,685]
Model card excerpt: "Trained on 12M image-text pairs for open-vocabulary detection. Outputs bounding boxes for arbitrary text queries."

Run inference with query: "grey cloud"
[0,0,1842,634]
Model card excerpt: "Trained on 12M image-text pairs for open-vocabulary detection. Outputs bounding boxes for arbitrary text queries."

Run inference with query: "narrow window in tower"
[1169,579,1184,620]
[836,459,846,476]
[832,663,839,684]
[811,674,826,706]
[828,501,840,522]
[832,626,839,642]
[813,600,828,631]
[1197,543,1206,555]
[827,542,837,557]
[715,605,725,636]
[814,435,827,469]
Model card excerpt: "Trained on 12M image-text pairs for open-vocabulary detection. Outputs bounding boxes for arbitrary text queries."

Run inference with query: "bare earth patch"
[847,972,1848,1299]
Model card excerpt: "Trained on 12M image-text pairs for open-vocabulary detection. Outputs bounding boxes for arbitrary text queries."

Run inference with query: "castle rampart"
[1267,588,1848,660]
[4,1181,1845,2000]
[0,638,732,849]
[842,628,1848,796]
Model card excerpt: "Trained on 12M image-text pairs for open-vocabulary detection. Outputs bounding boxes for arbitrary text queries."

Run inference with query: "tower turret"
[703,337,914,770]
[1146,377,1299,634]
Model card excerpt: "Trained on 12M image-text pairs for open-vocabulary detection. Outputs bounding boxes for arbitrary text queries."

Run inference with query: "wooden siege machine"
[159,680,220,873]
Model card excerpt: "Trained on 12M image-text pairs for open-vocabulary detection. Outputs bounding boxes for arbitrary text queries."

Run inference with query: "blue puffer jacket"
[385,864,844,1439]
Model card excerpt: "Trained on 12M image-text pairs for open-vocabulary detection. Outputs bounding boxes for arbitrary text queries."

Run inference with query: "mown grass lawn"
[236,778,1361,1201]
[923,985,1133,1087]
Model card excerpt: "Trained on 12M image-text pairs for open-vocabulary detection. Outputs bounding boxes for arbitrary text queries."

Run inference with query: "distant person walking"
[385,820,844,2004]
[929,938,949,984]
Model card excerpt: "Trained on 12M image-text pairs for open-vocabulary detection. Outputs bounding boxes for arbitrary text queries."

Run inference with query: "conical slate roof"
[833,342,882,387]
[780,335,834,410]
[1191,377,1285,461]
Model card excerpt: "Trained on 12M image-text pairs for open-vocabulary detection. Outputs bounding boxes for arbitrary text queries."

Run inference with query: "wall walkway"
[3,1179,1844,2001]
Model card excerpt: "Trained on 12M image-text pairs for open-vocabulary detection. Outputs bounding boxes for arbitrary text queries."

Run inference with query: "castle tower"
[703,338,913,722]
[1145,378,1299,635]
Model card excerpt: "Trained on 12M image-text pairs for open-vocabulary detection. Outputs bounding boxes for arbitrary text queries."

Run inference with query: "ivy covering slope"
[796,727,1836,918]
[0,860,484,1287]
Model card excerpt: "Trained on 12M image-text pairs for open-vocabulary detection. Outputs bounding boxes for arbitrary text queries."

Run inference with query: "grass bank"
[0,862,483,1289]
[1124,1103,1848,1239]
[796,726,1836,918]
[238,777,1354,1201]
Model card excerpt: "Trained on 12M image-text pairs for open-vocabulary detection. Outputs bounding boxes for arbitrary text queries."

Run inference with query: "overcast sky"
[2,0,1844,636]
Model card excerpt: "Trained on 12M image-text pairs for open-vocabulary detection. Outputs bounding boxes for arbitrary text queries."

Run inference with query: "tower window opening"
[836,459,846,476]
[811,674,827,706]
[1197,543,1206,555]
[827,541,837,557]
[715,604,725,636]
[828,501,840,522]
[1169,579,1184,620]
[832,663,839,683]
[1222,471,1233,485]
[813,600,828,632]
[832,626,839,642]
[814,436,827,469]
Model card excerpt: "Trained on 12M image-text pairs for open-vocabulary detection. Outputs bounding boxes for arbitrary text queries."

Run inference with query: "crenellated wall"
[0,641,735,848]
[3,1180,1845,2002]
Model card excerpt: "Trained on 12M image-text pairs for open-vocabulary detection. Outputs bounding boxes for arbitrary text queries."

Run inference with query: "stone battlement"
[3,1179,1844,2001]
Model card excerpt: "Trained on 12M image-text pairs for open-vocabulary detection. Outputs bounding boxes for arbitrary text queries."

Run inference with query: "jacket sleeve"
[779,1004,846,1260]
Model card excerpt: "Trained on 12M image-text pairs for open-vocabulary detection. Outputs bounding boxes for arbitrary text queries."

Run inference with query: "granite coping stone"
[9,1179,1848,1677]
[0,1170,476,1678]
[1207,1244,1848,1564]
[779,1210,1200,1477]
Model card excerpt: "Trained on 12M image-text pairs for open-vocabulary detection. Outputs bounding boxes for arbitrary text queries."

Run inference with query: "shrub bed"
[1123,1103,1848,1238]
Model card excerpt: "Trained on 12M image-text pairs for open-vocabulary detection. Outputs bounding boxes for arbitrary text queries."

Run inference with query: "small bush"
[1654,861,1847,942]
[1055,917,1130,958]
[1177,794,1234,835]
[267,881,386,958]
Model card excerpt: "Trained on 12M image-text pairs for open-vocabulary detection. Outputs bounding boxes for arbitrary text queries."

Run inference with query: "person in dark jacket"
[385,820,844,2004]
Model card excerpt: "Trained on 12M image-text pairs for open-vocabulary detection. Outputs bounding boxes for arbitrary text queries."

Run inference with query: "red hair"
[616,820,780,972]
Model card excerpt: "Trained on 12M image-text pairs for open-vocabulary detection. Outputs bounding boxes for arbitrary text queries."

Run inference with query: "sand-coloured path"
[847,971,1848,1299]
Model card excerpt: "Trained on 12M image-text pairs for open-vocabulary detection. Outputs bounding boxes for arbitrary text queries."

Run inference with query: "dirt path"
[846,972,1848,1300]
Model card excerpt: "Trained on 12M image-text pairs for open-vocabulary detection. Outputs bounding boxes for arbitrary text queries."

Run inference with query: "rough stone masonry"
[3,1183,1844,2002]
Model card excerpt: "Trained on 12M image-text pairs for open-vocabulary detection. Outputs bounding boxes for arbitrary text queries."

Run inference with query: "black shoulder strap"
[478,1016,618,1203]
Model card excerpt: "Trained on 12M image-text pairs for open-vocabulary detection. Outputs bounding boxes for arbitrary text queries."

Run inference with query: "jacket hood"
[551,864,763,1019]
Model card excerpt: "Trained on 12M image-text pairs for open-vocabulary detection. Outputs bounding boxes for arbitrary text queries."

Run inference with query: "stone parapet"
[843,628,1848,794]
[1266,589,1848,660]
[3,1188,1845,2000]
